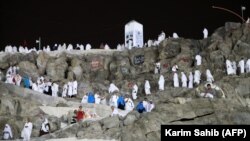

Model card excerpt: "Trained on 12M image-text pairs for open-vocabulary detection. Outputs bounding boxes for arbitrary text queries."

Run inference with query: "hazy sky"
[0,0,247,50]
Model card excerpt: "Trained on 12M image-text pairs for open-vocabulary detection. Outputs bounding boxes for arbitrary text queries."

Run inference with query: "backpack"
[136,102,145,113]
[87,92,95,103]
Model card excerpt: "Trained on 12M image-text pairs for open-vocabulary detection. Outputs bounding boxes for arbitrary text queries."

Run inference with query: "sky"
[0,0,248,50]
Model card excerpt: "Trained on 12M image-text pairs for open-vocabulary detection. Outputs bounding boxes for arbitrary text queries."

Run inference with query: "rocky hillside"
[0,22,250,141]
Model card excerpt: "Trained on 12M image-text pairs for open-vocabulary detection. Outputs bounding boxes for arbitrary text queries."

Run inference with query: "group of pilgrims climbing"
[1,52,250,140]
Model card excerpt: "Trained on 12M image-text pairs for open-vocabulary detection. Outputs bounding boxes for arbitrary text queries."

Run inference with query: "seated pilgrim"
[2,124,13,140]
[39,118,50,136]
[117,95,126,110]
[199,83,216,99]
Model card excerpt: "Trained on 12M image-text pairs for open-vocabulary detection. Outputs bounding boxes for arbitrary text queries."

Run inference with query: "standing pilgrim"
[238,58,245,74]
[110,93,118,108]
[232,61,237,75]
[181,72,187,87]
[67,80,73,98]
[203,28,208,39]
[173,33,179,38]
[94,93,101,104]
[173,72,179,87]
[39,118,50,136]
[226,59,234,75]
[195,54,202,66]
[21,118,33,141]
[5,71,13,84]
[158,75,165,91]
[51,82,59,97]
[154,61,161,74]
[194,70,201,86]
[246,59,250,73]
[73,80,78,97]
[14,73,22,86]
[81,94,88,104]
[132,83,138,100]
[62,83,68,98]
[206,69,214,83]
[2,124,13,140]
[125,97,134,111]
[144,80,151,95]
[188,72,194,88]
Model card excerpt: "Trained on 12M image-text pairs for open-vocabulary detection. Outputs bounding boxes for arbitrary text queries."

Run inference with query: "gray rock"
[36,52,50,75]
[123,114,137,126]
[46,57,68,81]
[101,116,120,129]
[18,61,39,80]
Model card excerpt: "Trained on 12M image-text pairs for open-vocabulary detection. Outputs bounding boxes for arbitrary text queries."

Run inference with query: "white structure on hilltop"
[125,20,143,50]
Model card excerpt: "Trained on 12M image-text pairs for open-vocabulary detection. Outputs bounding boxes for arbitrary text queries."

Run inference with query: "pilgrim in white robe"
[86,44,92,50]
[172,64,178,72]
[173,73,179,87]
[232,61,237,75]
[238,59,245,74]
[154,62,161,74]
[203,28,208,39]
[188,72,194,88]
[67,81,73,97]
[21,121,33,141]
[226,60,234,75]
[195,54,202,66]
[132,84,138,100]
[62,83,68,98]
[51,83,59,97]
[181,72,187,87]
[173,33,179,38]
[110,94,118,108]
[194,70,201,85]
[246,59,250,73]
[81,95,88,104]
[109,83,119,94]
[125,98,134,111]
[3,124,13,140]
[72,80,78,96]
[144,80,151,95]
[95,94,101,104]
[206,69,214,83]
[158,75,165,90]
[32,83,38,92]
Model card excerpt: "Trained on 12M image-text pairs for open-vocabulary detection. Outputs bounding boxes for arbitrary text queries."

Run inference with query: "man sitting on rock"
[117,95,126,110]
[136,101,146,113]
[39,118,50,136]
[199,83,216,99]
[76,106,85,122]
[146,100,155,112]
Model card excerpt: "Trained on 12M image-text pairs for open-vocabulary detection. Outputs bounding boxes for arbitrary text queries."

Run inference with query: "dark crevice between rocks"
[170,112,215,123]
[145,130,159,137]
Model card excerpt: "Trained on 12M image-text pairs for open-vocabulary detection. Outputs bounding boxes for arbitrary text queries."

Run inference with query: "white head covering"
[4,124,13,138]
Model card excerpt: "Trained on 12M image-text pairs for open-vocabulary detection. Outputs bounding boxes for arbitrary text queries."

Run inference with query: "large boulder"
[18,61,39,80]
[46,57,68,81]
[159,39,181,59]
[36,52,50,75]
[101,116,120,129]
[233,40,250,58]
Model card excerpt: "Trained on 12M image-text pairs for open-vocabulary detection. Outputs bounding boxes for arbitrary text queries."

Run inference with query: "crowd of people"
[2,117,50,140]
